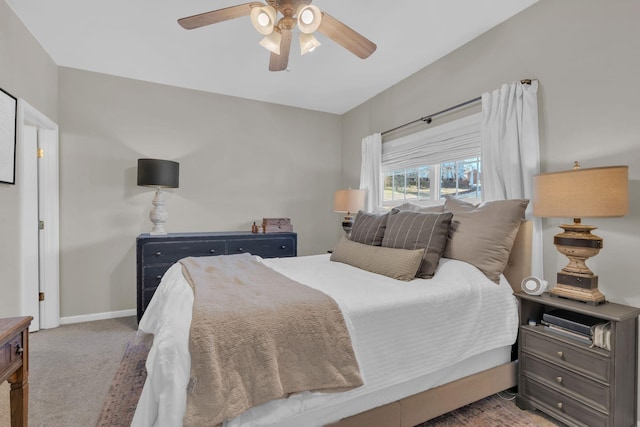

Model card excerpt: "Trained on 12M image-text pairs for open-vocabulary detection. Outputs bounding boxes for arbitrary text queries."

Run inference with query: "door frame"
[17,99,60,330]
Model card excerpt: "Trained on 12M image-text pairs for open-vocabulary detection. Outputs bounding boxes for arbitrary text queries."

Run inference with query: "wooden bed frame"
[328,220,533,427]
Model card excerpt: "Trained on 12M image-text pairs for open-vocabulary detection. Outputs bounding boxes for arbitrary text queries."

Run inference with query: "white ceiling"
[6,0,538,114]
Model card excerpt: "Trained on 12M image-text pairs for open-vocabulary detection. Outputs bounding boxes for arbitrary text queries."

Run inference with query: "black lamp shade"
[137,158,179,188]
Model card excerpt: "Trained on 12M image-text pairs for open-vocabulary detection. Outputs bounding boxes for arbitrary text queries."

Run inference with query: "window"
[382,157,481,206]
[381,113,482,207]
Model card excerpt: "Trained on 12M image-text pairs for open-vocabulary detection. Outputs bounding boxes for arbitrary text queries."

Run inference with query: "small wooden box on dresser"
[516,292,640,427]
[136,231,297,321]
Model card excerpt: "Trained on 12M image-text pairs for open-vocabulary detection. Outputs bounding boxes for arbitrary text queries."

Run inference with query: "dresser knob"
[237,248,244,252]
[156,275,162,280]
[556,351,564,359]
[155,251,162,257]
[556,402,563,410]
[210,249,216,253]
[556,376,563,383]
[280,245,286,249]
[15,343,23,356]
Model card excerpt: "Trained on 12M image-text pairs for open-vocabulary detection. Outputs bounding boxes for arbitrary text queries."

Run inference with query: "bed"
[132,199,532,427]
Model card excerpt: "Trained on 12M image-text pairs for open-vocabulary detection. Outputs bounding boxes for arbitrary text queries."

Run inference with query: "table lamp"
[333,189,365,236]
[533,162,628,305]
[137,158,179,235]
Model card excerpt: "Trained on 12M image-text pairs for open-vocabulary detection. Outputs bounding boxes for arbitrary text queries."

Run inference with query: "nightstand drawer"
[0,332,23,375]
[142,240,226,264]
[522,353,609,412]
[522,328,610,383]
[227,237,296,258]
[523,376,609,427]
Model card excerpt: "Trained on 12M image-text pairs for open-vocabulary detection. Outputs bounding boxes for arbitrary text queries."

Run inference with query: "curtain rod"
[381,79,532,136]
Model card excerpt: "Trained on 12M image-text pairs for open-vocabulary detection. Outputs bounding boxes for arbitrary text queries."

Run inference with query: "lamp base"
[149,188,168,235]
[341,215,354,236]
[551,221,606,305]
[550,283,606,305]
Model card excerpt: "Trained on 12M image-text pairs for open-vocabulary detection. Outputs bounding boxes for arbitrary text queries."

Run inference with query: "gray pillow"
[349,211,388,246]
[381,210,453,279]
[443,198,529,283]
[330,237,425,281]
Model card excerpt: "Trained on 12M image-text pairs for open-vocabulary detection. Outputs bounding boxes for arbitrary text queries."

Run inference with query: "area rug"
[97,342,560,427]
[96,340,149,427]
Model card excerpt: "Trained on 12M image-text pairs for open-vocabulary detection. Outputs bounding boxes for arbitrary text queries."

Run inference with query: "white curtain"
[359,133,382,212]
[481,80,543,278]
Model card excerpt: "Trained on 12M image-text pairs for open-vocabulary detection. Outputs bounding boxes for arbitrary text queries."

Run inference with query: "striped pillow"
[349,211,388,246]
[382,210,453,279]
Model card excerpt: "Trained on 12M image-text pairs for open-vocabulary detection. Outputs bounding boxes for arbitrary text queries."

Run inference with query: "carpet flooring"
[97,342,563,427]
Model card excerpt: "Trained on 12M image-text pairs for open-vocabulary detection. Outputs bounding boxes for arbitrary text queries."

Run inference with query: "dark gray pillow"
[381,210,453,279]
[349,211,388,246]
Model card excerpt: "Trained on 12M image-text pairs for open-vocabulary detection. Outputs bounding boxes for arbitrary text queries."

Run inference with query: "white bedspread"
[132,254,518,427]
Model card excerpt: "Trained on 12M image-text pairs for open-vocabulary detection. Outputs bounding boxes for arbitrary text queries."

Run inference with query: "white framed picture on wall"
[0,87,17,185]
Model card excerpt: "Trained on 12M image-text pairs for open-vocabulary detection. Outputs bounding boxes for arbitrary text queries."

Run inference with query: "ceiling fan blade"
[317,12,377,59]
[269,29,292,72]
[178,2,264,30]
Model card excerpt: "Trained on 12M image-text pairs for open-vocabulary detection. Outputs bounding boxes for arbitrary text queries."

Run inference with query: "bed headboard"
[503,220,532,293]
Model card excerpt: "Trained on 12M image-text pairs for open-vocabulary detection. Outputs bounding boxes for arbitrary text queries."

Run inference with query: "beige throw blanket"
[179,254,363,427]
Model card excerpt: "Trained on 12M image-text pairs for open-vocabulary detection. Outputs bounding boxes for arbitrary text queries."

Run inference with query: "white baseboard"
[59,309,136,325]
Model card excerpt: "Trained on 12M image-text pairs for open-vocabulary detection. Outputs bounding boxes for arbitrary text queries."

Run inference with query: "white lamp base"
[149,188,168,235]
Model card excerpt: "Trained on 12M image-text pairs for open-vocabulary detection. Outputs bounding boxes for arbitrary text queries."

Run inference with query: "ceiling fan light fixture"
[250,5,277,35]
[299,32,321,55]
[296,5,322,34]
[259,31,282,55]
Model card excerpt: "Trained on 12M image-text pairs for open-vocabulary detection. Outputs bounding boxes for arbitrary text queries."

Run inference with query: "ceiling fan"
[178,1,377,72]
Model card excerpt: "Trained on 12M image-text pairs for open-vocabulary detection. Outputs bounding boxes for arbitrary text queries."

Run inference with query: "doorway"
[17,99,60,331]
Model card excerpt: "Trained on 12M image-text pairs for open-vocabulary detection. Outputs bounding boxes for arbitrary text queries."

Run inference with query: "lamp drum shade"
[137,159,179,188]
[533,165,628,218]
[334,189,366,214]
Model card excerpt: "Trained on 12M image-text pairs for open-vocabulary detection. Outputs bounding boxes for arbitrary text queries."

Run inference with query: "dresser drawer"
[523,376,609,427]
[521,353,609,412]
[141,265,172,291]
[142,240,226,265]
[521,328,610,383]
[227,237,296,258]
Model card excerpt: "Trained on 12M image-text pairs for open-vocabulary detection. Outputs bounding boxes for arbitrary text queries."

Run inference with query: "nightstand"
[516,292,640,427]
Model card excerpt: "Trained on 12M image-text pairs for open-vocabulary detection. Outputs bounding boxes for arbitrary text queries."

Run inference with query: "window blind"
[382,113,481,172]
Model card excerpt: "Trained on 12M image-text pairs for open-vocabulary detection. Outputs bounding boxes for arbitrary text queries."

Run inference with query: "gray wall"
[342,0,640,309]
[0,0,58,317]
[58,68,342,316]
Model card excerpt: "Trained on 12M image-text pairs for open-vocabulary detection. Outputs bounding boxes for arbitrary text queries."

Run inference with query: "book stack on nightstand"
[516,292,640,427]
[540,309,609,347]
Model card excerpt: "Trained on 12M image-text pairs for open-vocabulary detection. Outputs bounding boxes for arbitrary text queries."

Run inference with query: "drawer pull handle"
[556,376,563,384]
[556,351,564,359]
[210,249,216,253]
[155,252,162,257]
[15,343,24,356]
[556,402,563,410]
[280,245,286,249]
[237,248,244,252]
[156,275,162,280]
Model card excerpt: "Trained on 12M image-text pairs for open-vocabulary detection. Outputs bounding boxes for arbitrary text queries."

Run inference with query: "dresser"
[516,292,640,427]
[1,316,32,427]
[136,231,297,321]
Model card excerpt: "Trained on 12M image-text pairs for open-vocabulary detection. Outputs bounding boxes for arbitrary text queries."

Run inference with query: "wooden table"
[1,317,33,427]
